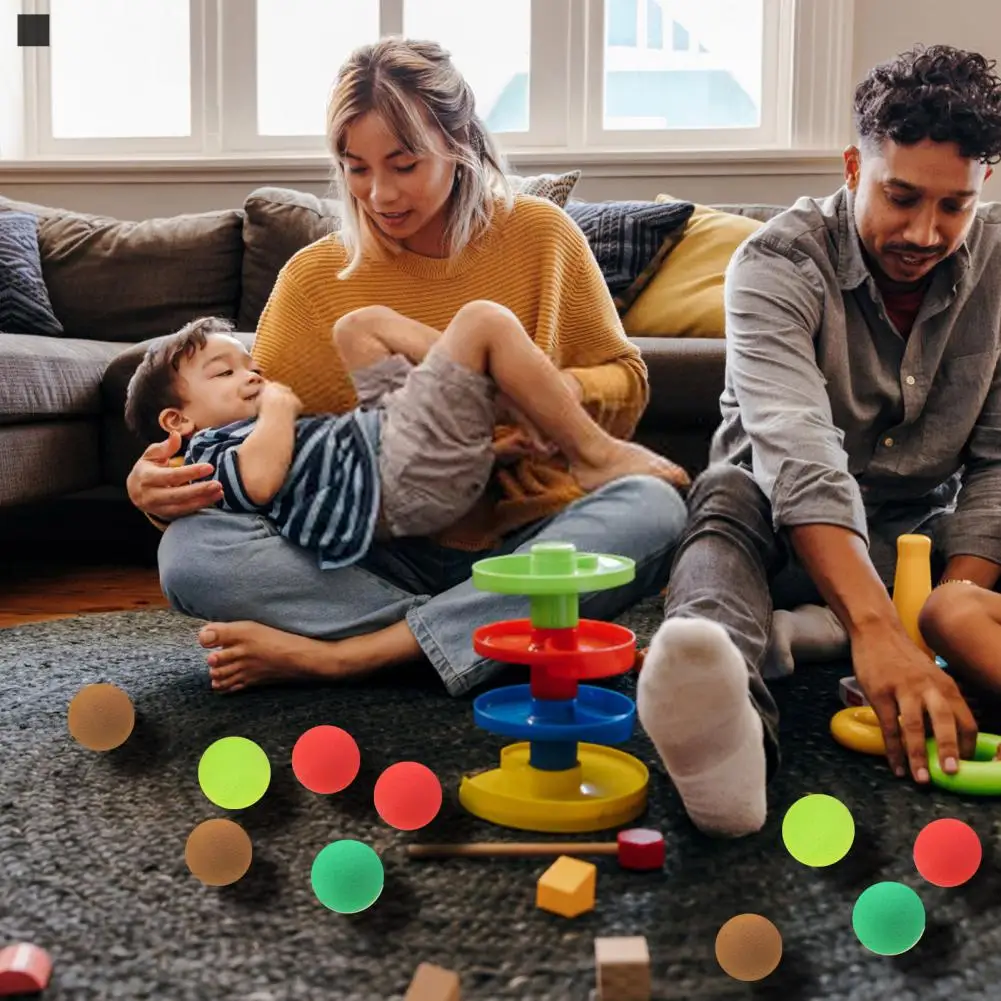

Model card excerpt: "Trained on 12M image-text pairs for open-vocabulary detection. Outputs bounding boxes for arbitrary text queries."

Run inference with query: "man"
[637,44,1001,838]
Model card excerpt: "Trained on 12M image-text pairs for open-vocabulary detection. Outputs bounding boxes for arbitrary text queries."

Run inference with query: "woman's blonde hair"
[326,37,513,277]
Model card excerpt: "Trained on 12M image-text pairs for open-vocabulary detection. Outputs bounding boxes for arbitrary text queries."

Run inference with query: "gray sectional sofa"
[0,185,781,553]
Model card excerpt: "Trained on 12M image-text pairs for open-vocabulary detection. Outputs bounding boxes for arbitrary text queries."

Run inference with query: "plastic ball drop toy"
[458,541,648,833]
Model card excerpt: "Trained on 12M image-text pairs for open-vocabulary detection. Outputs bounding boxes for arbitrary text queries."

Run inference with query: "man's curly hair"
[853,44,1001,164]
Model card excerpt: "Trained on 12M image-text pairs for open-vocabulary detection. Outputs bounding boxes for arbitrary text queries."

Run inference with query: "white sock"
[637,618,767,838]
[763,604,849,678]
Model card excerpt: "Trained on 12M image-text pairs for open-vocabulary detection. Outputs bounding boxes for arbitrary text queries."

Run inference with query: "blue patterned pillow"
[0,212,63,335]
[565,198,696,311]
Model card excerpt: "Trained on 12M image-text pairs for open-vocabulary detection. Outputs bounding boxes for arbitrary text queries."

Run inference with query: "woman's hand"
[126,430,223,521]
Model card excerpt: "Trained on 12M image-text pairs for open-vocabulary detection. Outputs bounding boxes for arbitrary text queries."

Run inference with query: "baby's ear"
[159,407,195,437]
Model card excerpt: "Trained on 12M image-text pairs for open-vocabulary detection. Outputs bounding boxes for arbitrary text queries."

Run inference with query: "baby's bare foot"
[571,441,691,492]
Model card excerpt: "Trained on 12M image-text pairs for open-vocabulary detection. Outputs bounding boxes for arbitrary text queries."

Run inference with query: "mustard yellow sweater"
[252,194,649,550]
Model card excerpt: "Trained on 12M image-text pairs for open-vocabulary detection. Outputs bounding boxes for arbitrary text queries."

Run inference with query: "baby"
[124,308,690,570]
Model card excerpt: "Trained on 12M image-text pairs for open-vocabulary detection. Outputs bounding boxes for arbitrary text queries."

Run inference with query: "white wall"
[1,0,999,217]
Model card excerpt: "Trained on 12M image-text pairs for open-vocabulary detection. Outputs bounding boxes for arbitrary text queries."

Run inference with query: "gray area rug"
[3,601,1001,1001]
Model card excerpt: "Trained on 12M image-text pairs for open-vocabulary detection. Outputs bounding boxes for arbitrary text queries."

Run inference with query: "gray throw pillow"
[0,212,63,335]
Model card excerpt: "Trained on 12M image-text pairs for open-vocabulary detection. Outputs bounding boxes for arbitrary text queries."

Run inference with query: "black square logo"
[17,13,50,47]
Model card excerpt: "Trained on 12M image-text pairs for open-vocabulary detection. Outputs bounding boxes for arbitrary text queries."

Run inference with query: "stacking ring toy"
[833,708,1001,796]
[830,706,885,756]
[926,733,1001,796]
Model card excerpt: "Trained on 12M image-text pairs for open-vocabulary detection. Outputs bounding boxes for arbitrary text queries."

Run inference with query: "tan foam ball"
[715,913,783,982]
[67,683,135,751]
[185,819,253,886]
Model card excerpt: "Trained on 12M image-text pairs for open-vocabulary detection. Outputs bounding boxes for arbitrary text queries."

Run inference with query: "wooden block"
[404,962,460,1001]
[594,936,650,1001]
[536,855,596,918]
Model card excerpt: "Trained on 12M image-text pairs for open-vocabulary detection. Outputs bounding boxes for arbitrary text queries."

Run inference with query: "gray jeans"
[664,463,950,778]
[158,474,688,696]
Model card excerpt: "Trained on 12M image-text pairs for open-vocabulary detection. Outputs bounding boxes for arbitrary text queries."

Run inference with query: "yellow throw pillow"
[622,196,764,338]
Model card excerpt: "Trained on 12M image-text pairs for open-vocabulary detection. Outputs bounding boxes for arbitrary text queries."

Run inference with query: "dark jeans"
[663,464,949,779]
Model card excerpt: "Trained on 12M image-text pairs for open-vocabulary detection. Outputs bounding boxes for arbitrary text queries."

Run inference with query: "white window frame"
[14,0,854,161]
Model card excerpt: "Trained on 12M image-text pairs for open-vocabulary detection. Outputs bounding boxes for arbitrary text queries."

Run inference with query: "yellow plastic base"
[458,742,649,833]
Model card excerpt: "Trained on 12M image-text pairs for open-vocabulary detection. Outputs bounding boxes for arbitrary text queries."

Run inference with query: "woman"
[126,37,688,695]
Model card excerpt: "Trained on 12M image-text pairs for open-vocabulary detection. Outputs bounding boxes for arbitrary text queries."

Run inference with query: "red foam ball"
[913,817,982,888]
[374,761,443,831]
[291,725,361,794]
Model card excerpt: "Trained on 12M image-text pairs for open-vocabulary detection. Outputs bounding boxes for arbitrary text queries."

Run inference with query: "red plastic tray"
[472,619,635,679]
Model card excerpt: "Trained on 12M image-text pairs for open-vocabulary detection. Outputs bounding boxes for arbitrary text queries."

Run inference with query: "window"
[11,0,853,160]
[49,0,191,139]
[256,0,379,137]
[404,0,532,135]
[601,0,765,134]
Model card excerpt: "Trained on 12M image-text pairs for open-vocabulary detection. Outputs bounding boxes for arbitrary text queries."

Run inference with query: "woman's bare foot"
[570,440,691,493]
[198,621,350,693]
[197,618,425,693]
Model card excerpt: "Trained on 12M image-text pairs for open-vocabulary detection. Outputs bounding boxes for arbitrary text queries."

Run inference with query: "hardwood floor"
[0,562,169,628]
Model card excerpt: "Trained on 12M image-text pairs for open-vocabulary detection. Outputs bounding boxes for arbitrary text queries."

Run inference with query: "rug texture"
[2,601,1001,1001]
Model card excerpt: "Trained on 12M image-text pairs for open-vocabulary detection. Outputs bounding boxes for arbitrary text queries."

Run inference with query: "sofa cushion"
[635,336,726,426]
[507,169,581,206]
[0,421,102,505]
[0,196,244,343]
[238,187,343,333]
[0,333,124,424]
[709,203,786,224]
[0,212,64,336]
[564,199,695,312]
[623,198,766,338]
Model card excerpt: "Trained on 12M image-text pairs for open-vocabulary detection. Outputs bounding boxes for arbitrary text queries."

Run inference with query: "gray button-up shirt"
[712,185,1001,564]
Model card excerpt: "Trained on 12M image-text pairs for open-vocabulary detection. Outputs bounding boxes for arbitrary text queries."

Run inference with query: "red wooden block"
[617,828,666,871]
[0,942,53,996]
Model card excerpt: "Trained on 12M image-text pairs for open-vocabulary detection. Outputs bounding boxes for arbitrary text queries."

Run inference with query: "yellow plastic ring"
[830,706,886,756]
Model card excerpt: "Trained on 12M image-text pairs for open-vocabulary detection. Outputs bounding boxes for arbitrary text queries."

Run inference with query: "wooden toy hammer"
[407,827,665,871]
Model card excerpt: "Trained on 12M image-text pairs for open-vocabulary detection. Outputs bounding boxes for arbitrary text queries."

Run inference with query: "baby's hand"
[494,425,557,464]
[494,393,558,460]
[258,381,303,419]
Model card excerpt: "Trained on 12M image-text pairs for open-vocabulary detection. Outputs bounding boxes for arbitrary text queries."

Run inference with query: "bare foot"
[571,441,691,492]
[198,621,347,693]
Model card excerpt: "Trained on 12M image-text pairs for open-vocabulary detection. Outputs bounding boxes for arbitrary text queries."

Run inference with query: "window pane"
[50,0,190,138]
[646,0,664,50]
[404,0,530,134]
[609,0,638,47]
[604,0,762,131]
[257,0,379,136]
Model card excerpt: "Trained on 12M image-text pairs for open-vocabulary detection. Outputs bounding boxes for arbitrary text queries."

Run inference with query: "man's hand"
[851,621,978,782]
[126,430,223,521]
[258,381,303,419]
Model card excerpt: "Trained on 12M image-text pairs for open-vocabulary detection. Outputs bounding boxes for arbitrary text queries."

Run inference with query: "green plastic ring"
[926,733,1001,795]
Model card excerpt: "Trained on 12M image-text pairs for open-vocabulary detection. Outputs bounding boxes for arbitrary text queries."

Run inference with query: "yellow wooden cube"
[535,855,596,918]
